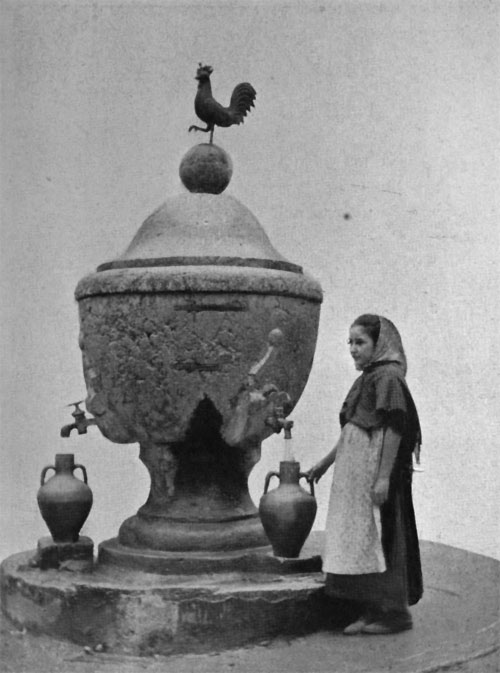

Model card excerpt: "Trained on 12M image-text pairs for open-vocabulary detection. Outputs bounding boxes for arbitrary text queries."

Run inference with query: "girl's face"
[348,325,376,370]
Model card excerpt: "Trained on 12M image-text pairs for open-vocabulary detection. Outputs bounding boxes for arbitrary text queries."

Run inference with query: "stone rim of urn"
[75,144,323,552]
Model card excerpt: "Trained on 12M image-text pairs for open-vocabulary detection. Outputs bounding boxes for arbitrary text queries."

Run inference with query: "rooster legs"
[188,123,215,144]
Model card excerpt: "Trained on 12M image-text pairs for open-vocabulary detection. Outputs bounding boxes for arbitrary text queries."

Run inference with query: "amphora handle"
[73,464,88,484]
[299,473,315,497]
[263,471,280,494]
[40,463,88,485]
[40,466,55,486]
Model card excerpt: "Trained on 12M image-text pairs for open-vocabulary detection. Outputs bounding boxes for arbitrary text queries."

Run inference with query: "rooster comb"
[196,63,213,76]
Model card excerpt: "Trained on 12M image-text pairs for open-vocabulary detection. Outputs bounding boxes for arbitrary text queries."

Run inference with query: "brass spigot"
[60,401,97,438]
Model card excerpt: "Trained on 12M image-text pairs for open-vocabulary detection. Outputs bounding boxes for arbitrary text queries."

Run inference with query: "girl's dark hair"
[352,314,381,345]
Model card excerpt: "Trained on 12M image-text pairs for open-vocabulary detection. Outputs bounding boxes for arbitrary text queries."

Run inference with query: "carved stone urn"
[75,144,322,553]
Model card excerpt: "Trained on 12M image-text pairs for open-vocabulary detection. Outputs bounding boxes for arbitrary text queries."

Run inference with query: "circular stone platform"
[1,534,498,670]
[0,534,329,656]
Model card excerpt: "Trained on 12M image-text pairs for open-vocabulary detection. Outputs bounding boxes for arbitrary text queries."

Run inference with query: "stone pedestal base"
[98,537,322,575]
[0,534,333,656]
[118,511,269,552]
[33,536,94,571]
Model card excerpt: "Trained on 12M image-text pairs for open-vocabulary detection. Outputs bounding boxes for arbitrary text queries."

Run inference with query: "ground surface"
[1,541,498,673]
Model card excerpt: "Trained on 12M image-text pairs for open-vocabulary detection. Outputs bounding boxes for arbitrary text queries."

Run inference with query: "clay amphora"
[259,461,317,558]
[37,454,93,543]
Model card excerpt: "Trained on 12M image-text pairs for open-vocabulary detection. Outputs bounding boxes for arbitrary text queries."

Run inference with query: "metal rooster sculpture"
[188,64,256,144]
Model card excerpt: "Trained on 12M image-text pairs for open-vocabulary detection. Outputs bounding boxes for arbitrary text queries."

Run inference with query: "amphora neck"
[54,453,75,473]
[278,460,300,484]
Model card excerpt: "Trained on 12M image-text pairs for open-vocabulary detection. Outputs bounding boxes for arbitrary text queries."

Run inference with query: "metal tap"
[265,397,294,438]
[60,401,97,438]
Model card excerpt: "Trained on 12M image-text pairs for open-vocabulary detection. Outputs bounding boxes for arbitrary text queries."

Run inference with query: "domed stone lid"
[98,192,301,274]
[97,144,302,274]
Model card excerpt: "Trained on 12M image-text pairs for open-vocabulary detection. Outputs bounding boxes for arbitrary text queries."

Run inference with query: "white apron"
[323,422,386,574]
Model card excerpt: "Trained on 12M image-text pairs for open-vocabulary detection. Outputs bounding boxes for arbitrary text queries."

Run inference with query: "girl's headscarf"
[370,316,407,375]
[352,314,408,375]
[349,314,421,450]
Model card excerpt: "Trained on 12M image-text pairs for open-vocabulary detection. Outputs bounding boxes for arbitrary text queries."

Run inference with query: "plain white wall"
[1,0,498,560]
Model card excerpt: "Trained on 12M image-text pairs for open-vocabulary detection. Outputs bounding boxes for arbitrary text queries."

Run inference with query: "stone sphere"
[180,143,233,194]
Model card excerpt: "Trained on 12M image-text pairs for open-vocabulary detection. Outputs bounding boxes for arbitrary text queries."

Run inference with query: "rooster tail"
[229,82,256,124]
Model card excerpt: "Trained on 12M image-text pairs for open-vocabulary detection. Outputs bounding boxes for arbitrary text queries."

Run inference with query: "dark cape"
[332,360,423,607]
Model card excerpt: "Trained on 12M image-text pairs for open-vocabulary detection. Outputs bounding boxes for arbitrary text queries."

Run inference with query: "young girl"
[307,314,422,635]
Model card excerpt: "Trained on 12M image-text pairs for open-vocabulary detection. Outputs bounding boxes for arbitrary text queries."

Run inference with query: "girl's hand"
[371,477,390,506]
[306,459,330,483]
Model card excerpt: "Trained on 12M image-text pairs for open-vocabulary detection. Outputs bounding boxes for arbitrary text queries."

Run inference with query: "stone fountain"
[0,140,333,654]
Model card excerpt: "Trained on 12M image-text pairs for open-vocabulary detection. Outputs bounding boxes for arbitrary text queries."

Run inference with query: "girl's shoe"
[343,617,369,635]
[361,612,413,635]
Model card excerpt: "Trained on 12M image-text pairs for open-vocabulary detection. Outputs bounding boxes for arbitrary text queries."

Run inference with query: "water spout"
[60,401,96,438]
